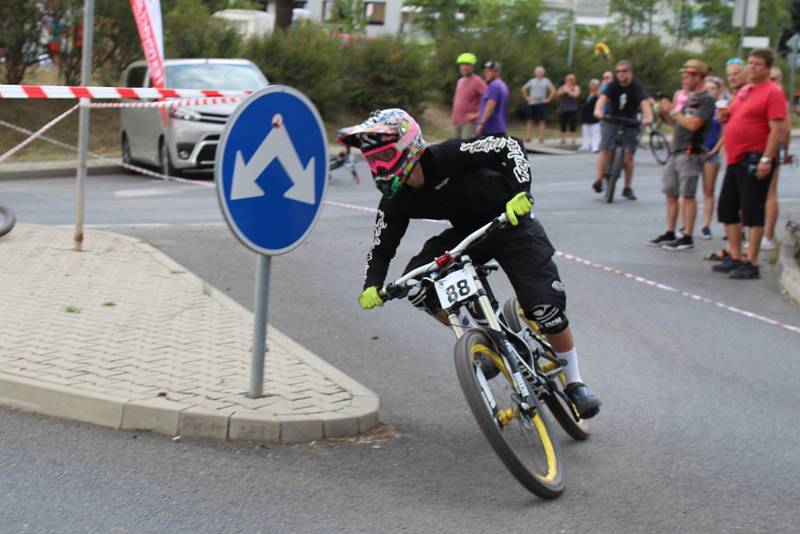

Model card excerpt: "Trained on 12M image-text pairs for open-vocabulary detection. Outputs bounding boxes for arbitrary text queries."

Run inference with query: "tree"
[325,0,367,34]
[609,0,660,36]
[0,1,46,84]
[275,0,294,30]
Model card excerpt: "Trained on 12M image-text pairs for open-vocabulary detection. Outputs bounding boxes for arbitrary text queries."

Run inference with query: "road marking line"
[113,188,180,198]
[323,200,800,336]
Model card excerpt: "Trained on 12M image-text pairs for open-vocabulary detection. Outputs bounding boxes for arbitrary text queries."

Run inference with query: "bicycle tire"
[605,145,624,203]
[649,130,669,165]
[0,204,16,238]
[501,299,590,441]
[454,328,565,498]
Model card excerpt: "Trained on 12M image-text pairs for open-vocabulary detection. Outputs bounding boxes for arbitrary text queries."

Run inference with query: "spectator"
[699,76,725,240]
[521,65,555,143]
[579,79,601,152]
[761,66,794,251]
[600,70,613,92]
[556,73,581,145]
[713,48,787,279]
[476,60,509,136]
[648,60,716,250]
[592,60,653,200]
[451,52,487,139]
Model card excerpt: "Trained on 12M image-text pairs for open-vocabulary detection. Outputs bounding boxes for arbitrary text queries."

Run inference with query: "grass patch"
[64,305,81,313]
[102,301,116,307]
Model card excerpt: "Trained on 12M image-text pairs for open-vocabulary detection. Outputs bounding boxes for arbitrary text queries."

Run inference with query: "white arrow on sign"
[230,114,316,204]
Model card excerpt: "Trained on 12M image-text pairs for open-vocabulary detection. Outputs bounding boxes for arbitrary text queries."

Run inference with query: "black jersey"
[363,135,532,289]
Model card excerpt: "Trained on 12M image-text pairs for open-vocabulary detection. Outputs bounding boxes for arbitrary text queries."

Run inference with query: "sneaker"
[648,231,676,247]
[711,256,742,273]
[564,382,601,419]
[701,226,712,240]
[760,237,776,251]
[661,234,694,251]
[729,261,760,279]
[592,180,603,193]
[677,226,685,238]
[622,187,637,200]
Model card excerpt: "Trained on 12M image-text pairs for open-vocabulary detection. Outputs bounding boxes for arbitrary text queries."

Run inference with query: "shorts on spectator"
[661,152,703,197]
[559,110,577,132]
[526,103,547,121]
[717,158,774,227]
[704,152,720,165]
[599,121,639,153]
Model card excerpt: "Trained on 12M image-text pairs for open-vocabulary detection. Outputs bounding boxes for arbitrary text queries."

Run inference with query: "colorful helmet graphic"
[456,52,477,65]
[336,109,426,199]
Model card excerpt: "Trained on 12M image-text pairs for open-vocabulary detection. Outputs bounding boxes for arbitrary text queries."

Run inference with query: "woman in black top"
[556,74,581,145]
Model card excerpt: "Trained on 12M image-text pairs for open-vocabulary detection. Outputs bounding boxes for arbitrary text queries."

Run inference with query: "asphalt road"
[2,148,800,533]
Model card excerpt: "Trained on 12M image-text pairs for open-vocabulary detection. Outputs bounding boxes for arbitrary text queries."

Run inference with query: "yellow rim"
[471,343,511,381]
[531,412,558,483]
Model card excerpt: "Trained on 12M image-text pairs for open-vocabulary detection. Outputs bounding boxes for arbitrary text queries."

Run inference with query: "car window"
[126,66,148,87]
[165,64,267,91]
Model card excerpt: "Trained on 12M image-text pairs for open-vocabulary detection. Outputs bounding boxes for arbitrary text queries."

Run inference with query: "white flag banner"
[130,0,165,89]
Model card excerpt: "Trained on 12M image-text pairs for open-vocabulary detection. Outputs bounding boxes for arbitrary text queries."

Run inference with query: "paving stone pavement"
[0,224,379,443]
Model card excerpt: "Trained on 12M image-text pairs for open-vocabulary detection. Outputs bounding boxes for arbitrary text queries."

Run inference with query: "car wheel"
[159,138,180,178]
[121,133,136,174]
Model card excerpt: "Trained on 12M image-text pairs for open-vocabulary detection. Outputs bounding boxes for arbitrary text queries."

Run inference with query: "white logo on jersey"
[619,93,628,110]
[458,137,531,184]
[364,209,388,279]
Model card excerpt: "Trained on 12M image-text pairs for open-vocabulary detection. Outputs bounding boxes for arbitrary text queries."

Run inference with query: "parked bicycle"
[0,202,16,237]
[328,148,361,184]
[601,116,641,203]
[380,209,589,499]
[645,116,670,165]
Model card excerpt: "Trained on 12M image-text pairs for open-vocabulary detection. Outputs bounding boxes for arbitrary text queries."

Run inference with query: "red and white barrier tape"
[0,104,79,164]
[85,96,244,109]
[322,201,800,336]
[0,84,251,100]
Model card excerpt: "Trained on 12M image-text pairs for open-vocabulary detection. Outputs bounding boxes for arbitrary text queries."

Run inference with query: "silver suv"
[120,59,269,176]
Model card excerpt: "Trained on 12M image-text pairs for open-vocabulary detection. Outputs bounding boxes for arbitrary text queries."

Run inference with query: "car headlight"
[168,108,201,121]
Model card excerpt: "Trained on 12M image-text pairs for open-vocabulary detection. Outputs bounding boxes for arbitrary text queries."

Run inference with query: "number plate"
[434,270,478,309]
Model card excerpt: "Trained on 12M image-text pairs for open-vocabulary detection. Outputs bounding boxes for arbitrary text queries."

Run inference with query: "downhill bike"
[0,202,16,237]
[645,119,670,165]
[601,116,640,203]
[380,209,590,499]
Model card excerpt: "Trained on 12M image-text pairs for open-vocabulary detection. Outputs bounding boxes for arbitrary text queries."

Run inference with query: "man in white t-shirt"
[521,66,555,143]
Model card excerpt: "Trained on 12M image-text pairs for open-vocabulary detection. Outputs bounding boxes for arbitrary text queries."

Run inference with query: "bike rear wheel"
[605,144,624,203]
[0,204,16,238]
[454,328,565,498]
[501,299,590,441]
[649,130,669,165]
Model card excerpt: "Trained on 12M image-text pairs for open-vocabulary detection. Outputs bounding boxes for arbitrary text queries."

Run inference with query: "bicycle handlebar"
[380,213,511,300]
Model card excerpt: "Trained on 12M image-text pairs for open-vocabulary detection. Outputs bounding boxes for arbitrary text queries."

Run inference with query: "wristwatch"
[760,156,773,164]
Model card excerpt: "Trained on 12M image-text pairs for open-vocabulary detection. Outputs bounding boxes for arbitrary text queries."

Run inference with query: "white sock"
[556,347,582,384]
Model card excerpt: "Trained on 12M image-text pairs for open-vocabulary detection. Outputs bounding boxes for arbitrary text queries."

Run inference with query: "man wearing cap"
[522,66,555,143]
[648,59,716,251]
[452,52,487,139]
[476,60,509,137]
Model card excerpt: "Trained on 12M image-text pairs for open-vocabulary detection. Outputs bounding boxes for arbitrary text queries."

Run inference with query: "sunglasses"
[615,69,629,73]
[726,58,743,66]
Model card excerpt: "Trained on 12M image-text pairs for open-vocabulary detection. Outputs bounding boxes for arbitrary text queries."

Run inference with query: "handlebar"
[603,116,641,126]
[380,213,511,301]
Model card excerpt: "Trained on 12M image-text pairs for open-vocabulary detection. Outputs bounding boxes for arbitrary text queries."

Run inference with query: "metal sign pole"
[74,0,95,251]
[738,0,749,58]
[792,50,797,116]
[249,253,271,398]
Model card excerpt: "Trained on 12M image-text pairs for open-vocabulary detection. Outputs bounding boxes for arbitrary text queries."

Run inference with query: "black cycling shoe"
[622,187,637,200]
[565,382,601,419]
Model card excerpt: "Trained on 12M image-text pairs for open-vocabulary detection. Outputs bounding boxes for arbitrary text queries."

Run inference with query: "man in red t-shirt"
[713,48,787,280]
[451,52,487,139]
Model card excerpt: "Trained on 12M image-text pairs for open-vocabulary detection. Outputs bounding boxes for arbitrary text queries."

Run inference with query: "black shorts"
[717,157,774,227]
[600,121,639,153]
[403,217,567,316]
[559,110,577,132]
[526,104,547,121]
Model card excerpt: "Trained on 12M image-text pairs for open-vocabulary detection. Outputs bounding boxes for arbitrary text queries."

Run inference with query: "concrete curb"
[0,227,380,444]
[778,239,800,307]
[0,159,123,180]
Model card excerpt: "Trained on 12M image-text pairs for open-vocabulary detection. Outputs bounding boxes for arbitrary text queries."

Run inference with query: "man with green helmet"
[452,52,487,139]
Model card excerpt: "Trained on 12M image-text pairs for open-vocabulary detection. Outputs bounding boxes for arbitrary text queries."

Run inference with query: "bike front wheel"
[501,298,590,441]
[454,328,565,498]
[649,130,670,165]
[0,204,16,238]
[605,145,624,203]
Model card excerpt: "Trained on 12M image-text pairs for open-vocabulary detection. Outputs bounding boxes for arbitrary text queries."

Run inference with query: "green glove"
[505,192,533,226]
[358,286,384,310]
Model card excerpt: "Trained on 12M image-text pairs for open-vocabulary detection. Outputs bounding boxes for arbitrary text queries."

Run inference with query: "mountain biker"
[337,108,601,419]
[592,60,654,200]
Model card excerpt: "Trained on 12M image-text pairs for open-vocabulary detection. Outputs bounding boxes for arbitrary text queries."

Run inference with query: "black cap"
[484,60,500,70]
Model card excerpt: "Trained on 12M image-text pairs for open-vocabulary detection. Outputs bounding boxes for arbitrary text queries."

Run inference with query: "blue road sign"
[216,85,329,255]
